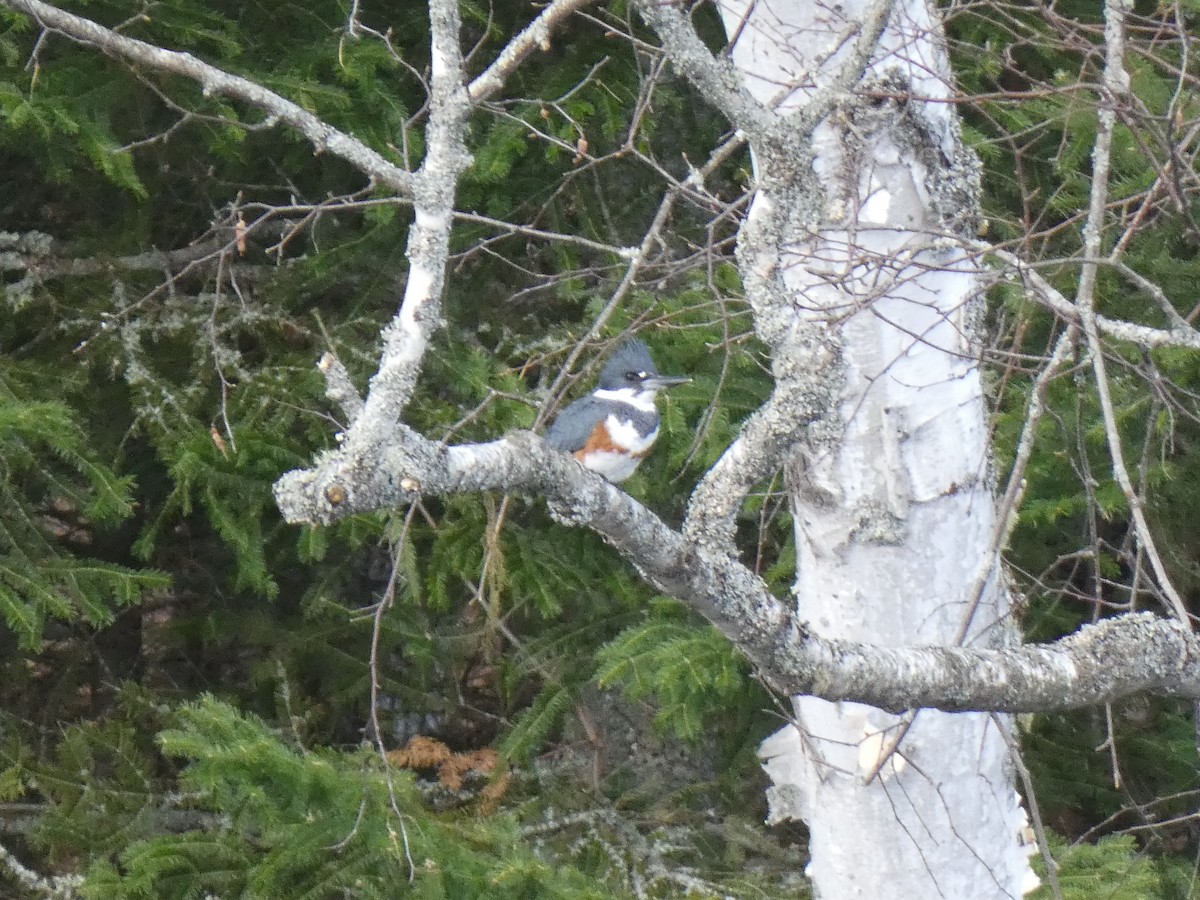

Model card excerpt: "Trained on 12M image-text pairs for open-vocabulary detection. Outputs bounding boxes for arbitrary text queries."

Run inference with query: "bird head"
[596,340,690,397]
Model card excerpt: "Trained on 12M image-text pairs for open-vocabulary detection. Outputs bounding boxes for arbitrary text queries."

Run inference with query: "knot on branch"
[273,424,441,525]
[273,465,350,525]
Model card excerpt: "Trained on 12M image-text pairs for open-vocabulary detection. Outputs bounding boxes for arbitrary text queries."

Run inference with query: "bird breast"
[571,413,660,483]
[602,415,658,454]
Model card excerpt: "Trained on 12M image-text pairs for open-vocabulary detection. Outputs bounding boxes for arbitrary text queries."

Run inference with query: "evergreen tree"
[0,0,1199,897]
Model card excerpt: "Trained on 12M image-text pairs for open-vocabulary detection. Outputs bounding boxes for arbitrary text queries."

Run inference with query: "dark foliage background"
[1,0,1199,896]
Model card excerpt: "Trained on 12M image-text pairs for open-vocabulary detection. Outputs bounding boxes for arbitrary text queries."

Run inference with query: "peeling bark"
[10,0,1200,894]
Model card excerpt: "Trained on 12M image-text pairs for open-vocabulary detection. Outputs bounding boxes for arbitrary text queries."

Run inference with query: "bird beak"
[644,374,690,390]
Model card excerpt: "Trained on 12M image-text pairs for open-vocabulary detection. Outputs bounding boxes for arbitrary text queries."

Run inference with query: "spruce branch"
[0,0,415,195]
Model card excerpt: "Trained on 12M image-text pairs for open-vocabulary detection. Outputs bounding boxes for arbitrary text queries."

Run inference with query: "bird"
[545,340,689,483]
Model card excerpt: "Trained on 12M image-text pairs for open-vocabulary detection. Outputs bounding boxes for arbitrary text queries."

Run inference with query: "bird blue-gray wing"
[545,398,607,453]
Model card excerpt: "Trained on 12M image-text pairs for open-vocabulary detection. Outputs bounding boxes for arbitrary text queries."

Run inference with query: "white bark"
[20,0,1200,894]
[712,0,1038,895]
[33,0,1175,722]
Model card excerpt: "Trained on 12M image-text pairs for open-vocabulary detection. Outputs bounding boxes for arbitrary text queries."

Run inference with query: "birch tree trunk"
[11,0,1200,895]
[711,0,1039,895]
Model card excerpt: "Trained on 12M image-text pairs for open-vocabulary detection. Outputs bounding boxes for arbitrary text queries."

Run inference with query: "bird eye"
[624,371,640,382]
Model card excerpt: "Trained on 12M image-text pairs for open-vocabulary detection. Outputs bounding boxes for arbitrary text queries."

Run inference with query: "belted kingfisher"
[545,340,689,483]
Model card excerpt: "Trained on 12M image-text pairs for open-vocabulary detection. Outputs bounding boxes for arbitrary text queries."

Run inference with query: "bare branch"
[1,231,228,279]
[453,211,634,258]
[273,424,1200,714]
[318,353,365,424]
[341,0,472,446]
[1072,0,1191,628]
[0,0,414,195]
[988,248,1200,350]
[954,328,1077,643]
[468,0,597,103]
[631,1,776,139]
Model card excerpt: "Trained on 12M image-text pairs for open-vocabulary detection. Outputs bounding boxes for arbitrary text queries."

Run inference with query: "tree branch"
[987,248,1200,350]
[682,334,838,550]
[274,424,1200,714]
[0,0,414,195]
[631,1,776,139]
[317,353,365,424]
[338,0,471,448]
[467,0,596,102]
[1073,0,1191,629]
[0,836,83,898]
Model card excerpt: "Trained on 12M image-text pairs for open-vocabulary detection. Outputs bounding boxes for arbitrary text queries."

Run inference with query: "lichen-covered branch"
[468,0,596,102]
[0,836,83,898]
[1,0,415,195]
[274,423,1200,713]
[630,2,775,140]
[337,0,471,449]
[317,353,365,425]
[988,247,1200,350]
